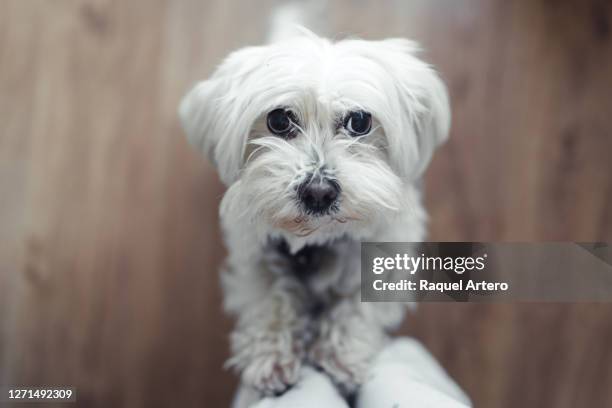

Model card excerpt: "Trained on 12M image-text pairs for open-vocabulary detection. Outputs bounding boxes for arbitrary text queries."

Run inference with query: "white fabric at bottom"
[232,337,472,408]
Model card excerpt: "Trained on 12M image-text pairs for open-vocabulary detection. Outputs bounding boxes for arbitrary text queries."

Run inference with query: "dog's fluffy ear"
[179,47,265,185]
[371,39,451,180]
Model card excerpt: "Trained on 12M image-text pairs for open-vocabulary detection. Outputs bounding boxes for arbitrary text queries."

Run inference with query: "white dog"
[179,7,450,397]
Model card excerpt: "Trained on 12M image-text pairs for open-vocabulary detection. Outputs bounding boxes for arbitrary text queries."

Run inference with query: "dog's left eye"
[267,108,298,138]
[344,111,372,136]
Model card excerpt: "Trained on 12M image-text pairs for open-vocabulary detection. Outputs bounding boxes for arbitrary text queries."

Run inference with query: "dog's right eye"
[267,109,298,138]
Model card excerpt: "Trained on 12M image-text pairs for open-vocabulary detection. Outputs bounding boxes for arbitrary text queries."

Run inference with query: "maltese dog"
[179,7,450,397]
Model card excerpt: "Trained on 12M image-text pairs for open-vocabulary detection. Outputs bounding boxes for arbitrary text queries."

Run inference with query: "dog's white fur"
[180,15,449,396]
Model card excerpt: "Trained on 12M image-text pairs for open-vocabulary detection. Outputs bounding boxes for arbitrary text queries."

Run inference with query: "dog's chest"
[276,240,332,281]
[265,237,360,299]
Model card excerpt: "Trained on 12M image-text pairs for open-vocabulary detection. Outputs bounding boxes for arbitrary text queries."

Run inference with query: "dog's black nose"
[298,177,340,215]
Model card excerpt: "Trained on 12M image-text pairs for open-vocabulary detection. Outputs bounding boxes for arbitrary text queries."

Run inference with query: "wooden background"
[1,0,612,407]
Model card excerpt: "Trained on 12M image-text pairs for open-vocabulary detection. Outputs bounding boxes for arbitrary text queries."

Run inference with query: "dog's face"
[180,33,449,249]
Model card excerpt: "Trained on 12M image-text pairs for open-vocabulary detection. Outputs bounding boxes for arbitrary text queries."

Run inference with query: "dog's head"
[180,32,449,249]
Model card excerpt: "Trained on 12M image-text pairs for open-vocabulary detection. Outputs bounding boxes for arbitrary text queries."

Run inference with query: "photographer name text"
[371,253,509,293]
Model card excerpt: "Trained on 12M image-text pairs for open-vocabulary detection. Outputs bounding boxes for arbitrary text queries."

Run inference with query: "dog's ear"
[370,39,451,180]
[179,46,265,185]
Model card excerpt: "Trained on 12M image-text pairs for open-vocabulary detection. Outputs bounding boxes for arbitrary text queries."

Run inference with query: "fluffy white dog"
[179,7,450,397]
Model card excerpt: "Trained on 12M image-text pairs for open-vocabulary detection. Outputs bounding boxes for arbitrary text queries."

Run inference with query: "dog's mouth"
[273,213,361,237]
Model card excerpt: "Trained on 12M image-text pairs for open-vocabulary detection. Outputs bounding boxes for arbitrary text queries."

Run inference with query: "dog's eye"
[344,111,372,136]
[267,108,298,138]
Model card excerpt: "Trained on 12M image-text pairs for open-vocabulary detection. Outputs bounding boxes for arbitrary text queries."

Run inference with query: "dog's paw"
[309,322,384,394]
[228,330,304,395]
[240,350,302,395]
[309,342,366,393]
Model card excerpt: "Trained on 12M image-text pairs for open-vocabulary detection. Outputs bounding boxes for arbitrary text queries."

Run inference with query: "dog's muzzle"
[297,174,340,216]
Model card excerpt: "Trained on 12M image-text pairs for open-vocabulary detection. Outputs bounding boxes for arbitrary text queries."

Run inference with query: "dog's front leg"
[225,268,308,395]
[310,296,405,394]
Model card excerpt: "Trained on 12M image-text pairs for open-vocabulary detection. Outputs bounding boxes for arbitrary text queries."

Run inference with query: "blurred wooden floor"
[1,0,612,407]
